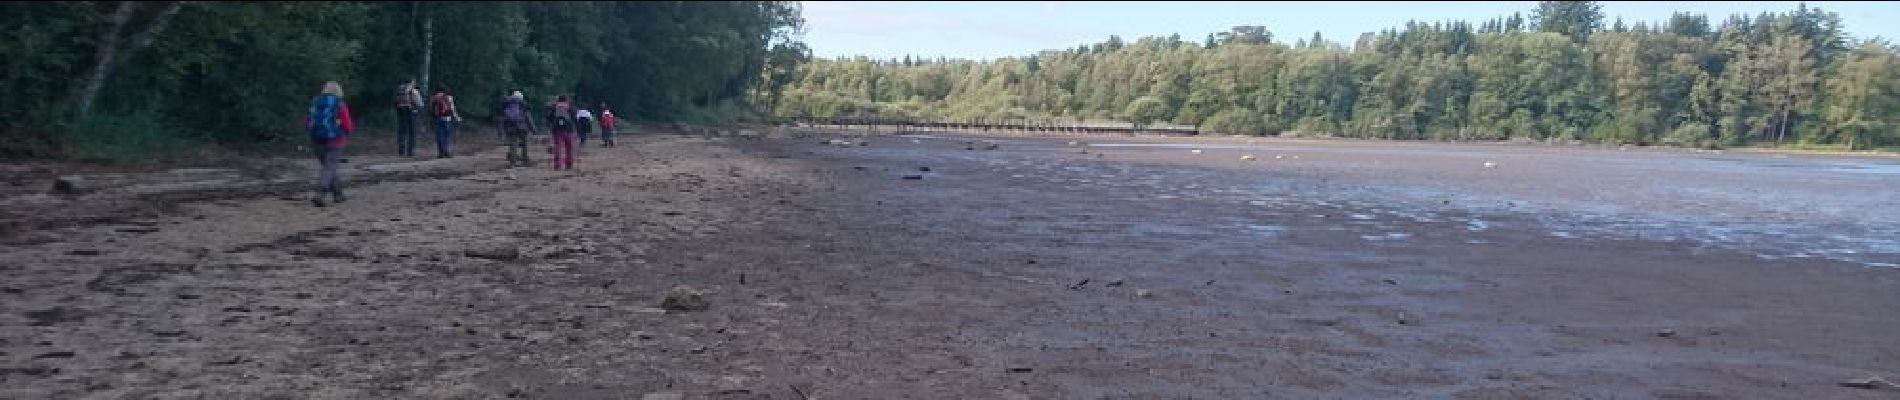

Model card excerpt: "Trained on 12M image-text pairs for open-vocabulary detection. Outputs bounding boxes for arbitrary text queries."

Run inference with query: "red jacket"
[303,99,354,148]
[599,111,616,130]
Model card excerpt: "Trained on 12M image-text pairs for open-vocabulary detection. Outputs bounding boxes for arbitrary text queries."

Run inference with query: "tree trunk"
[418,3,433,94]
[127,2,184,52]
[72,2,185,118]
[72,2,139,117]
[1776,106,1791,145]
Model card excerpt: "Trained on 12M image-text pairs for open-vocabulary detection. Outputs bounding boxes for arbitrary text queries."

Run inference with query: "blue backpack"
[308,94,342,141]
[502,99,527,123]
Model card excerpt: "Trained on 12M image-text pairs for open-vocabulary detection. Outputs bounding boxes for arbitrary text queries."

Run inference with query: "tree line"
[1,1,808,160]
[773,2,1899,150]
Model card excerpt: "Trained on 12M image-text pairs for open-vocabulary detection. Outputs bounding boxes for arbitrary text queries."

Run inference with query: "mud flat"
[2,130,1896,399]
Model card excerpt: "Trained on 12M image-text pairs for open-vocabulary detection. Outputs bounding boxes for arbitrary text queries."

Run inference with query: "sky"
[800,1,1900,61]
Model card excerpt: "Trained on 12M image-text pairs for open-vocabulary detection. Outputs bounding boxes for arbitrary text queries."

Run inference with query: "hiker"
[392,79,423,156]
[597,103,618,147]
[547,95,577,170]
[499,90,538,167]
[574,105,595,146]
[429,86,460,158]
[305,81,354,207]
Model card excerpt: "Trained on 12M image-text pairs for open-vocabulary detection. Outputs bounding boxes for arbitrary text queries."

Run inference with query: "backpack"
[550,103,573,129]
[501,99,527,123]
[431,94,452,117]
[394,86,416,110]
[308,95,342,141]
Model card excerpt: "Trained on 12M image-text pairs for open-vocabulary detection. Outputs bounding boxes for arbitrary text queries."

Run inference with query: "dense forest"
[1,1,807,160]
[776,2,1899,150]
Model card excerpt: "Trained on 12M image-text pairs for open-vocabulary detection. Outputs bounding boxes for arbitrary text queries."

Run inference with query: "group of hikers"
[302,79,619,207]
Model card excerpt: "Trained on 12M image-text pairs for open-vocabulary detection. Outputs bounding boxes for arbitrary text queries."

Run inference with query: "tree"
[1217,25,1274,46]
[1821,41,1900,149]
[765,2,1891,151]
[71,1,186,117]
[1533,1,1603,43]
[1123,96,1167,130]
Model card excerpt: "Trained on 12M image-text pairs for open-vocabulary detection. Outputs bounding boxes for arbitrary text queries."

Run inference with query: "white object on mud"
[1483,161,1498,168]
[1240,155,1256,161]
[1135,289,1153,298]
[1190,149,1203,154]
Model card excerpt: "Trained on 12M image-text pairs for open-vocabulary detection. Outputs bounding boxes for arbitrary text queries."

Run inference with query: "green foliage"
[1533,1,1604,42]
[777,2,1888,150]
[68,103,187,163]
[1,1,807,161]
[1122,96,1167,129]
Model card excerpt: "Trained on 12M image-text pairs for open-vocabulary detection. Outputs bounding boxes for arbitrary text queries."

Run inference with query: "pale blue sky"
[800,1,1900,61]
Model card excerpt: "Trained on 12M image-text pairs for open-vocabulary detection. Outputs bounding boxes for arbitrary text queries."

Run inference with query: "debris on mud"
[661,285,709,312]
[1241,155,1257,161]
[1135,289,1153,298]
[464,245,521,261]
[1840,376,1894,389]
[902,175,924,180]
[1656,329,1677,338]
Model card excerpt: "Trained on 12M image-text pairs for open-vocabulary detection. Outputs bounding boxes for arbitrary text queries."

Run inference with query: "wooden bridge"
[791,115,1201,136]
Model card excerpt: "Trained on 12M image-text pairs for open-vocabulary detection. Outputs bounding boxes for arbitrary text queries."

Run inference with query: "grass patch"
[66,106,197,164]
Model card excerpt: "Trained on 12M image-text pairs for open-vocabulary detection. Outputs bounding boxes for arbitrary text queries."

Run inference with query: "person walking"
[428,86,460,158]
[499,90,538,167]
[392,79,422,156]
[597,103,618,147]
[574,105,595,146]
[547,95,577,170]
[306,81,354,207]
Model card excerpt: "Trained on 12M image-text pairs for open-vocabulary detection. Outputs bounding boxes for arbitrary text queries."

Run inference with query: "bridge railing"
[791,115,1200,136]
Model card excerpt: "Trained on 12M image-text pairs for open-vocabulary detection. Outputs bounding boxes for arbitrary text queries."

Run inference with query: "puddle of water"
[1466,219,1490,232]
[1827,162,1900,175]
[1349,214,1376,220]
[1244,225,1286,236]
[1361,232,1412,241]
[1548,231,1578,239]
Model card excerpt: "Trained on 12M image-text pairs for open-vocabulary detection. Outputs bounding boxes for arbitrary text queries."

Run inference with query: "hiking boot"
[332,192,347,204]
[311,197,328,208]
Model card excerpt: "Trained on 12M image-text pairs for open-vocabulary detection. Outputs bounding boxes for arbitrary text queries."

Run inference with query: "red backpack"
[430,94,453,117]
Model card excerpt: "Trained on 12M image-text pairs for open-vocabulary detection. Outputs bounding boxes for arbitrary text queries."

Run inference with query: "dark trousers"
[504,124,531,167]
[433,119,454,158]
[578,120,592,145]
[395,110,418,156]
[313,145,343,197]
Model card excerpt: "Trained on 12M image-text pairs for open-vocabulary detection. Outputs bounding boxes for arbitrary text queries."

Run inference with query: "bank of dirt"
[2,129,1896,399]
